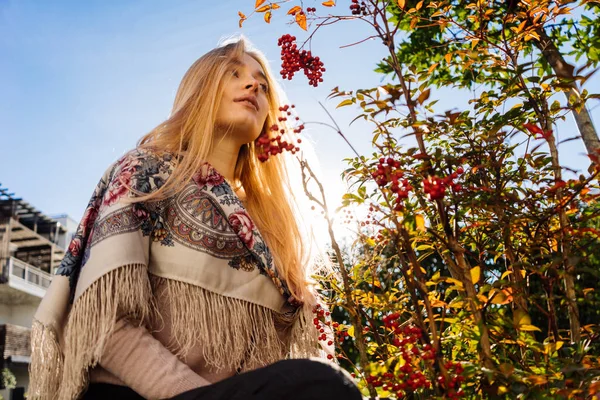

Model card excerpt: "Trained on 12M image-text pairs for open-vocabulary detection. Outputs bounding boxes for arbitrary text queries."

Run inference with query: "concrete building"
[0,184,74,399]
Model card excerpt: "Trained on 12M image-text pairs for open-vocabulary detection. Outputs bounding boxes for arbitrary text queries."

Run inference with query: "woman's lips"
[236,99,258,111]
[234,95,259,111]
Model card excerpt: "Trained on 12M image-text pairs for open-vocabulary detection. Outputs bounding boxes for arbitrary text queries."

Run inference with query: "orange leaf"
[256,4,271,12]
[417,88,431,105]
[271,3,280,9]
[288,5,302,15]
[264,10,272,23]
[397,0,405,9]
[238,11,247,28]
[322,0,335,6]
[296,12,307,30]
[255,0,266,8]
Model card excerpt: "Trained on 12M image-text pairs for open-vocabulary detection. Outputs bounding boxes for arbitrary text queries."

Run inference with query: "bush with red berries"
[239,1,600,399]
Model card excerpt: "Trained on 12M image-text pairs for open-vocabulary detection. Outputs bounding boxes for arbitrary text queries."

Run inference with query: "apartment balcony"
[6,257,51,298]
[0,258,52,306]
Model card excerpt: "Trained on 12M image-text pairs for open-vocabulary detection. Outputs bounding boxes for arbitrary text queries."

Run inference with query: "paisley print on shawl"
[165,184,250,260]
[89,206,146,247]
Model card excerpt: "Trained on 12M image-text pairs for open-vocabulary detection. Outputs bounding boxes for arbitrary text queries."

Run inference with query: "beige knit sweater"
[88,279,230,399]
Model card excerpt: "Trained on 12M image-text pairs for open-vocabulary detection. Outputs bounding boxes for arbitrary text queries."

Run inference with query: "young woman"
[29,38,361,400]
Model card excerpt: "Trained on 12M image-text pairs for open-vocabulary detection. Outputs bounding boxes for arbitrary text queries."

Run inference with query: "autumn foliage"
[241,0,600,398]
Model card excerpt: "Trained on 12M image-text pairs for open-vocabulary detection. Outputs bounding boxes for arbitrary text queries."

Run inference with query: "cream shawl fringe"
[29,266,320,400]
[149,276,319,373]
[29,264,153,400]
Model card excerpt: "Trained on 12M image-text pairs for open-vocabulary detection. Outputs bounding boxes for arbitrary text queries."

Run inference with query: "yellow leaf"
[347,325,355,338]
[296,12,307,30]
[513,309,531,328]
[489,288,513,305]
[544,341,564,355]
[336,99,353,108]
[322,0,336,6]
[470,266,481,284]
[500,270,512,280]
[287,5,302,15]
[446,278,463,287]
[415,214,426,232]
[397,0,405,9]
[255,0,266,8]
[256,4,271,12]
[520,324,542,332]
[445,53,452,64]
[430,299,447,308]
[264,10,272,23]
[448,299,466,308]
[415,0,424,10]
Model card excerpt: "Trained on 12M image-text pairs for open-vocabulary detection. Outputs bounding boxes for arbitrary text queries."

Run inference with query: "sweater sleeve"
[99,318,210,399]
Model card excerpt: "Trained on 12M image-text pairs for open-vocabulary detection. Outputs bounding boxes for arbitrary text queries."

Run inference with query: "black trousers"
[83,359,362,400]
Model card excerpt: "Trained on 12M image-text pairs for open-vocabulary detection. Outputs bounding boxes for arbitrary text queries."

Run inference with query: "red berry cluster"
[312,304,337,360]
[278,34,326,87]
[422,167,464,200]
[371,157,413,211]
[437,362,465,399]
[380,315,466,398]
[255,104,304,162]
[306,7,316,13]
[350,0,368,15]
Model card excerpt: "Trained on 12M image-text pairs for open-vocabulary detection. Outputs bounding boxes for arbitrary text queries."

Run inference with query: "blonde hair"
[135,37,315,305]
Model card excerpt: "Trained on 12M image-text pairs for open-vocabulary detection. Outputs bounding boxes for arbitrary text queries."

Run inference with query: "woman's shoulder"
[104,147,179,197]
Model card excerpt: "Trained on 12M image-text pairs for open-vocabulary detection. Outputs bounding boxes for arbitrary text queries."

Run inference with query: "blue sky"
[1,0,598,226]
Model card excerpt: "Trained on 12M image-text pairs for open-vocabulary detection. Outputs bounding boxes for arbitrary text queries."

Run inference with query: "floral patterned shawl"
[29,148,318,400]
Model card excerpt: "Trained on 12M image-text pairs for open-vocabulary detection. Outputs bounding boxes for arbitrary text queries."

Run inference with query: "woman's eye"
[260,83,268,93]
[231,70,239,78]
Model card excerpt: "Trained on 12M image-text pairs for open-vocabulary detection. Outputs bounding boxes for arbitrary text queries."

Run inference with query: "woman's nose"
[245,79,259,91]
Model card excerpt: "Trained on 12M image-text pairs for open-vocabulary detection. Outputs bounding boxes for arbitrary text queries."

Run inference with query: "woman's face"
[215,53,270,145]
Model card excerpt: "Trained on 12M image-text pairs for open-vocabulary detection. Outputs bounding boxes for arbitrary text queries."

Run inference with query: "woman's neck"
[206,140,240,183]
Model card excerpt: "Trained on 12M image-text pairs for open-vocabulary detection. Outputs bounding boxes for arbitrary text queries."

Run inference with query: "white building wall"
[0,303,38,328]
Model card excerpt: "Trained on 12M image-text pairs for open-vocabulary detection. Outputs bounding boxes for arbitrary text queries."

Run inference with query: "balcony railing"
[7,257,52,298]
